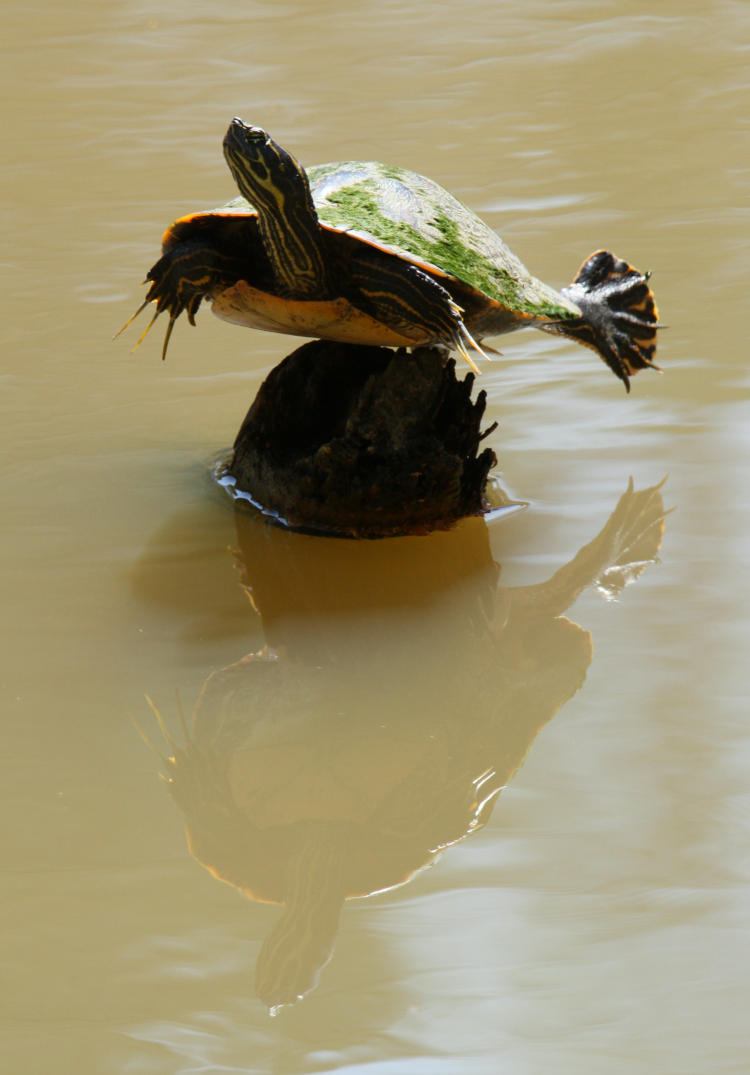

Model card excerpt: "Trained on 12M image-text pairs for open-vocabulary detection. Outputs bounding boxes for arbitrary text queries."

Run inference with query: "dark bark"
[226,341,497,538]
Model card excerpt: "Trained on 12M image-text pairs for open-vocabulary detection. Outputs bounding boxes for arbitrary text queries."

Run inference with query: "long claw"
[456,339,482,376]
[453,322,490,376]
[461,324,491,363]
[114,299,150,341]
[131,307,161,353]
[161,314,178,361]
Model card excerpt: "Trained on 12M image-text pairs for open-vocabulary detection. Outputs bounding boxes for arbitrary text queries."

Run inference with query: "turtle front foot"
[117,242,232,360]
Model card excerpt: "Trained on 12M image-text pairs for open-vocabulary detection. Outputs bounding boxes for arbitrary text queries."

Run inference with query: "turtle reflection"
[148,479,667,1011]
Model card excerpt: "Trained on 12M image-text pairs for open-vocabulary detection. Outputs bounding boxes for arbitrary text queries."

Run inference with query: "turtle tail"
[545,250,660,392]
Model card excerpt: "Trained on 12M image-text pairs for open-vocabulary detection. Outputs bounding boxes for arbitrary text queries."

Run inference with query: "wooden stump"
[225,341,497,538]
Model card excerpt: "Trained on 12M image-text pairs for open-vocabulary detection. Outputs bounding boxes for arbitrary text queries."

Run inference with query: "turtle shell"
[309,161,578,321]
[178,160,579,324]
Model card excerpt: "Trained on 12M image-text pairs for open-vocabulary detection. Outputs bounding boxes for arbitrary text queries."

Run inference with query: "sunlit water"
[3,2,749,1073]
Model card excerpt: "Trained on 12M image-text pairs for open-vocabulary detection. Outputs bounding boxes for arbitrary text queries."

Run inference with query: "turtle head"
[223,118,311,221]
[222,118,328,297]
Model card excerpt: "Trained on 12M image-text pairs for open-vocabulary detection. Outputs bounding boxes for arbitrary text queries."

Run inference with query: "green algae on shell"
[308,162,579,321]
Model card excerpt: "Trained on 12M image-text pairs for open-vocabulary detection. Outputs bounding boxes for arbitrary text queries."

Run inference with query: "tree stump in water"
[225,341,497,538]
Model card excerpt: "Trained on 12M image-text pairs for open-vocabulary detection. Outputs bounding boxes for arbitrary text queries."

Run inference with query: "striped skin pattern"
[346,247,484,367]
[223,122,330,299]
[551,251,660,392]
[220,122,487,371]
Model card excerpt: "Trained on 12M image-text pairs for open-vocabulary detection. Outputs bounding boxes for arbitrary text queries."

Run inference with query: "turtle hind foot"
[554,250,660,391]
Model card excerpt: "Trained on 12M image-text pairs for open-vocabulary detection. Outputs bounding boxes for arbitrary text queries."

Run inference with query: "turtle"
[120,117,659,391]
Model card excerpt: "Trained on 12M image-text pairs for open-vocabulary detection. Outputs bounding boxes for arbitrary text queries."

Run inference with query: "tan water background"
[3,2,749,1072]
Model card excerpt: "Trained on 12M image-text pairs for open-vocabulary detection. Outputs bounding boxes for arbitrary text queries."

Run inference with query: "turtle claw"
[161,314,179,361]
[131,306,162,353]
[454,337,481,376]
[117,282,196,361]
[114,298,151,341]
[453,322,490,376]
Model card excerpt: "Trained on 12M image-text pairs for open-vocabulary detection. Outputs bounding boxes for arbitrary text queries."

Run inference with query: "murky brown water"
[4,1,749,1072]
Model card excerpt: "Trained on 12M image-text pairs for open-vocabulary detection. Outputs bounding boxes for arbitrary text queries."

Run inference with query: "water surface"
[3,2,749,1073]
